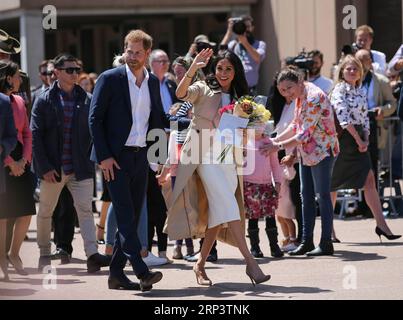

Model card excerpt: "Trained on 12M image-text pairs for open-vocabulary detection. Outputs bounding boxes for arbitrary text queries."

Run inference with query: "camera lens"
[233,20,247,35]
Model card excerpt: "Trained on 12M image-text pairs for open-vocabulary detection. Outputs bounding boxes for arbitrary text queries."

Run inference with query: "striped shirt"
[175,101,192,144]
[59,89,75,175]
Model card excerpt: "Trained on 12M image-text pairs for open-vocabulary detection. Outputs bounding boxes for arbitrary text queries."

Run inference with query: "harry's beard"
[127,60,143,71]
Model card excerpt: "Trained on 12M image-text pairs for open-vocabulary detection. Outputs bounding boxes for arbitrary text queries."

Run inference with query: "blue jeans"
[300,154,336,243]
[105,195,148,251]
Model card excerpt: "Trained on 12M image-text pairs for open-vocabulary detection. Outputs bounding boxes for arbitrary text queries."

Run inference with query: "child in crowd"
[243,123,283,258]
[276,163,299,252]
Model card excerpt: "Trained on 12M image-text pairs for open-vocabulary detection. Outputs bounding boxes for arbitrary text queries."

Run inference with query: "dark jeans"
[300,154,336,243]
[52,186,76,255]
[278,151,302,242]
[107,147,149,279]
[289,163,303,242]
[147,168,168,252]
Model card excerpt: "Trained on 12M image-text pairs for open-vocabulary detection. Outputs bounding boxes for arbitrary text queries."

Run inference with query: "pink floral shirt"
[290,82,339,166]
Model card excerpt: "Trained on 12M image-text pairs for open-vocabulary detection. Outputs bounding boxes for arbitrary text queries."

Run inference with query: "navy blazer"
[0,93,17,193]
[165,78,180,105]
[398,85,403,121]
[89,65,187,163]
[30,82,94,181]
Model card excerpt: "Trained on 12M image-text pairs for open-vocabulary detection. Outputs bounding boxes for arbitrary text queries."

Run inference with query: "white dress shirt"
[371,50,387,75]
[160,77,173,113]
[125,64,151,147]
[310,75,333,95]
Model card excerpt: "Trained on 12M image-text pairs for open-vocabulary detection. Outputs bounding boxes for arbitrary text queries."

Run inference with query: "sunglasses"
[41,71,54,76]
[58,67,81,74]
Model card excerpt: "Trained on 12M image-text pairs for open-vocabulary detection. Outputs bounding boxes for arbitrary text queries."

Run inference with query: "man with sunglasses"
[31,53,111,273]
[31,60,50,106]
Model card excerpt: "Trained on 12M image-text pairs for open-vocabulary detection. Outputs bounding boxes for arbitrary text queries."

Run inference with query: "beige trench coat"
[163,81,245,247]
[371,73,397,149]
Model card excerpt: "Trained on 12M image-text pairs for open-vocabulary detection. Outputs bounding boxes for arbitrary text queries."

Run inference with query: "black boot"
[306,240,334,256]
[247,228,264,258]
[265,228,284,258]
[289,239,315,256]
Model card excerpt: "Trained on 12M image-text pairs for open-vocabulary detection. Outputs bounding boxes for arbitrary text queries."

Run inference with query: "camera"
[196,41,213,53]
[231,17,247,35]
[341,43,361,56]
[286,50,314,71]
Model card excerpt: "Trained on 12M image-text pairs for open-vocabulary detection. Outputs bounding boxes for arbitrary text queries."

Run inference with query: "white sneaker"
[159,251,173,264]
[142,251,168,267]
[282,241,299,252]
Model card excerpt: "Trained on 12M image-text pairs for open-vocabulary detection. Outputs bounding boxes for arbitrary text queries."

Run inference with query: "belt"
[123,146,145,152]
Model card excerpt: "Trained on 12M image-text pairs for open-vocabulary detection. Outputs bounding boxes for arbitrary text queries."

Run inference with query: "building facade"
[0,0,402,92]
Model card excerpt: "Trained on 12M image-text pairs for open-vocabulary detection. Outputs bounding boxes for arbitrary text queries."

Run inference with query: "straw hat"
[0,29,21,54]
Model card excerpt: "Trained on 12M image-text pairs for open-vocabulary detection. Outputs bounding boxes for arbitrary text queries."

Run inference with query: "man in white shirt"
[90,30,166,292]
[388,44,403,78]
[308,50,333,95]
[355,25,387,75]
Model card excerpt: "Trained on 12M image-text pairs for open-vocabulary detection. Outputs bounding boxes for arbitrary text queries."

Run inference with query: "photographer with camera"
[220,15,266,95]
[185,34,216,80]
[186,34,216,59]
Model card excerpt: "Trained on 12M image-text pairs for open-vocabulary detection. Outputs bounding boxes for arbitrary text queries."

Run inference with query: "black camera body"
[196,41,213,53]
[286,50,314,71]
[341,43,361,56]
[232,17,247,35]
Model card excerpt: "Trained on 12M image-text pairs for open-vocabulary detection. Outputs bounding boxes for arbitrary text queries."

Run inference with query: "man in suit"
[90,30,169,291]
[31,53,110,272]
[149,49,179,113]
[31,60,50,106]
[0,92,17,280]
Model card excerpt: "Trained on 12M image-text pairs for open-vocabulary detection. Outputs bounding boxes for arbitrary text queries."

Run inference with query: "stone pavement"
[0,214,402,300]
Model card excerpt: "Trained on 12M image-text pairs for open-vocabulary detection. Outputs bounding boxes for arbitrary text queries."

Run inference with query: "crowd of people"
[0,17,403,290]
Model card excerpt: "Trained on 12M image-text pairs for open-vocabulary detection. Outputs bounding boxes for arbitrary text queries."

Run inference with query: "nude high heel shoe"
[0,259,9,281]
[193,265,212,286]
[245,265,271,286]
[7,254,28,276]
